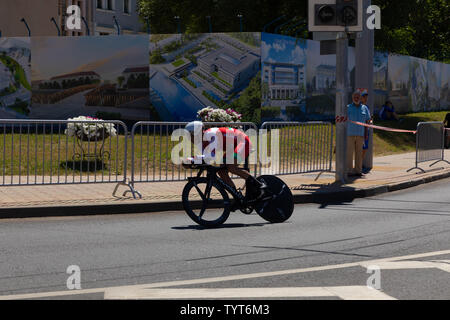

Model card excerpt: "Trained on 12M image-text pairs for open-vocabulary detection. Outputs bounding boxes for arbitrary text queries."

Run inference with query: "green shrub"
[261,107,281,119]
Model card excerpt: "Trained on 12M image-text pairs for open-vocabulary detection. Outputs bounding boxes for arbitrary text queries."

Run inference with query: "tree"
[117,76,126,89]
[229,72,261,123]
[127,74,136,88]
[137,0,449,63]
[372,0,449,63]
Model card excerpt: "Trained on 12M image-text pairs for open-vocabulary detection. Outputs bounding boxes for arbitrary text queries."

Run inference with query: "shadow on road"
[172,222,271,231]
[292,181,358,209]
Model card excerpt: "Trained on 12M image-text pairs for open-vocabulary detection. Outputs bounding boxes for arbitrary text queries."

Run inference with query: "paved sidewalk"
[0,150,449,218]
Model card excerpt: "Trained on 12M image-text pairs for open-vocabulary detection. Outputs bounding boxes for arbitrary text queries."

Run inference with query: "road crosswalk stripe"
[0,249,448,300]
[103,286,396,300]
[359,260,450,272]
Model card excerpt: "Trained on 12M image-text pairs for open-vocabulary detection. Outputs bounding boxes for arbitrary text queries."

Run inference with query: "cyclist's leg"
[227,163,267,201]
[226,164,250,180]
[218,167,236,190]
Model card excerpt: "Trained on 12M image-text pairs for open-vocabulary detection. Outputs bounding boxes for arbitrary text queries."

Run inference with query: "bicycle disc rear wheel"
[254,175,294,223]
[182,177,231,227]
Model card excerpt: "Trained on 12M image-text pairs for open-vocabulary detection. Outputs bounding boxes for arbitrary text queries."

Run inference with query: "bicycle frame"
[188,166,245,203]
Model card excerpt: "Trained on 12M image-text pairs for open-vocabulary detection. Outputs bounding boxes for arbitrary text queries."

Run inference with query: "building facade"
[0,0,61,37]
[94,0,143,35]
[32,71,100,89]
[197,48,260,92]
[120,65,149,89]
[315,65,336,91]
[373,66,387,91]
[0,0,143,37]
[262,62,305,101]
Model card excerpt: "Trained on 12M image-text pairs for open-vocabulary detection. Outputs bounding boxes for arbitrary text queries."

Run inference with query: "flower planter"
[65,116,117,162]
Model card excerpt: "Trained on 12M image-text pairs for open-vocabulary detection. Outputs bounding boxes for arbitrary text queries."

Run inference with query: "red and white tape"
[350,121,417,134]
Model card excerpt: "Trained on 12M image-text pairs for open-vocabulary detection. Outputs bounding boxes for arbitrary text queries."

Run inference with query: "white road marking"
[359,260,450,273]
[103,286,396,300]
[1,249,449,300]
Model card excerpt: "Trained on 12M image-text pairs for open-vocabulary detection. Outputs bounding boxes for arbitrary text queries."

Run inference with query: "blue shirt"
[347,103,371,136]
[379,105,395,120]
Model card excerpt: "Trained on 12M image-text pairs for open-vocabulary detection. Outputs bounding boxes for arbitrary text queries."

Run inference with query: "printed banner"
[0,37,31,119]
[30,35,149,121]
[150,33,261,123]
[261,32,307,122]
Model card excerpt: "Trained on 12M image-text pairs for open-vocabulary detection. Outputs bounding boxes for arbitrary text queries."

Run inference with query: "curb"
[1,170,449,219]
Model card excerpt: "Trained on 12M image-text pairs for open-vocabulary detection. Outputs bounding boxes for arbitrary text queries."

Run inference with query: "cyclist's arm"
[234,131,251,164]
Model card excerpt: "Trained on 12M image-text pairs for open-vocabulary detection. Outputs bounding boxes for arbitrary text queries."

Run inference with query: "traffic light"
[315,4,337,26]
[308,0,363,32]
[336,0,358,26]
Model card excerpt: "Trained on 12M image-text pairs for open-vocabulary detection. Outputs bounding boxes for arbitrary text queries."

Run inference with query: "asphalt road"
[0,177,449,300]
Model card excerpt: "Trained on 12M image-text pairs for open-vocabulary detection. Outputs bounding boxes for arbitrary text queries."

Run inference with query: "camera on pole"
[308,0,363,32]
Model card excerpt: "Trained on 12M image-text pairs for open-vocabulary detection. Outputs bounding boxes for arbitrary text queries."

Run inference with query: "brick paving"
[0,151,448,210]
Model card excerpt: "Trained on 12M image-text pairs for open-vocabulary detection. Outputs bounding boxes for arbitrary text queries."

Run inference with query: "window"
[107,0,114,10]
[123,0,130,14]
[97,0,102,9]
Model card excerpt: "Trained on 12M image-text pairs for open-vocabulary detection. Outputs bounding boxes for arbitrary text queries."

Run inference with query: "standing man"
[361,90,373,173]
[347,90,371,177]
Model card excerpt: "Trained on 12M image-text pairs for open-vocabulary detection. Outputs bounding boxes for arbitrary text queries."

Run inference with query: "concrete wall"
[0,0,60,37]
[95,0,143,35]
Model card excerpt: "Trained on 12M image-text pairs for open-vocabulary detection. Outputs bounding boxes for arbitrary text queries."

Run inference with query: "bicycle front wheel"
[182,177,231,227]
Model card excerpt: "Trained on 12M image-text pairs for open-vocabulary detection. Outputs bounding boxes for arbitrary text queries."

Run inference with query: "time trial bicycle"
[182,162,294,227]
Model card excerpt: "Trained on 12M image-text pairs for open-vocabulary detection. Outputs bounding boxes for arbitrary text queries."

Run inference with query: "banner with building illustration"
[387,54,410,113]
[427,60,442,111]
[305,39,355,121]
[261,32,307,122]
[0,37,31,119]
[149,33,261,123]
[441,63,450,109]
[409,56,428,112]
[373,51,388,111]
[30,35,150,121]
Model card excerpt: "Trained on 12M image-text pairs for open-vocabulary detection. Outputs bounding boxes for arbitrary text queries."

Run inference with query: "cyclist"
[184,121,266,201]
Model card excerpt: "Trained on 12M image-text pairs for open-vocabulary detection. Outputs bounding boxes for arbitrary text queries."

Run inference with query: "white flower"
[197,107,242,123]
[64,116,117,140]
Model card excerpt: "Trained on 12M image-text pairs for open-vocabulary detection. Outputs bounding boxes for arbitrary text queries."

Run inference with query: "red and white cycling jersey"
[202,127,251,162]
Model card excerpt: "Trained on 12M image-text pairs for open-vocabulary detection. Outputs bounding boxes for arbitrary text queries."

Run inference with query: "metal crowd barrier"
[126,121,259,199]
[260,122,334,178]
[0,119,134,195]
[0,119,335,199]
[407,121,450,173]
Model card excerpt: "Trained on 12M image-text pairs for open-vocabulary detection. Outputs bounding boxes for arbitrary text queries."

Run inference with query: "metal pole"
[113,16,120,35]
[287,19,306,34]
[206,16,212,33]
[174,16,180,34]
[81,17,90,35]
[145,17,150,34]
[20,18,31,37]
[356,0,374,170]
[238,14,243,32]
[263,15,285,33]
[335,32,349,183]
[50,17,61,36]
[274,17,295,34]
